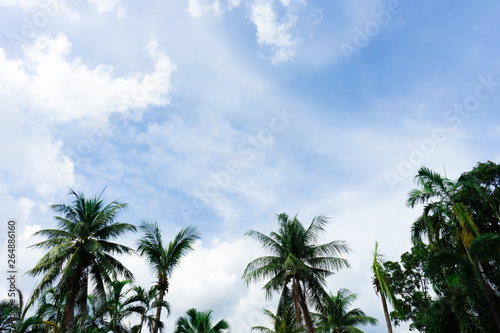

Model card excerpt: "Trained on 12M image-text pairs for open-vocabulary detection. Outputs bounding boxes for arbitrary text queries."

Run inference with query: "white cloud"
[185,0,305,63]
[119,237,272,330]
[0,33,175,197]
[249,0,302,64]
[229,283,275,332]
[133,110,297,228]
[86,0,121,13]
[3,33,176,122]
[186,0,241,19]
[169,241,242,313]
[0,107,74,195]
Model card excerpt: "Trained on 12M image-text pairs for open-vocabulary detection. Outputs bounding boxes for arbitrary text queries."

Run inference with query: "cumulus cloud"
[186,0,305,64]
[0,33,175,197]
[119,237,271,330]
[2,33,176,122]
[249,0,303,64]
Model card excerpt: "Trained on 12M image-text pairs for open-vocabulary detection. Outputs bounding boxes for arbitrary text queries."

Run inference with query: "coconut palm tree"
[407,166,481,250]
[34,288,66,332]
[104,280,142,333]
[372,242,400,333]
[137,221,200,333]
[1,288,43,333]
[76,294,108,333]
[129,286,170,333]
[315,288,378,333]
[252,291,302,333]
[243,213,350,333]
[174,308,229,333]
[27,189,137,332]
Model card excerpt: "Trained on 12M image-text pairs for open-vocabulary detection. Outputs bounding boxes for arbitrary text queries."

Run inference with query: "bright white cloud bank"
[14,34,175,122]
[0,33,176,196]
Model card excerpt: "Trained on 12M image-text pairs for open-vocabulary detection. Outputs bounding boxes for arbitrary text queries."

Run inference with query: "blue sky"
[1,0,500,332]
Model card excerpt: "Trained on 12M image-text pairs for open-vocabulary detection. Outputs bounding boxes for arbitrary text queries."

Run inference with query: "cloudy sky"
[1,0,500,332]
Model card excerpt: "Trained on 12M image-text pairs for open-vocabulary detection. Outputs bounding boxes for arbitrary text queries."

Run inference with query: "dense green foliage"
[386,161,500,332]
[383,245,432,331]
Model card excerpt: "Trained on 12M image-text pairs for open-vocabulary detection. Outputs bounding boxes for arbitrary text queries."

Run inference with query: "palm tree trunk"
[152,289,165,333]
[292,277,304,331]
[380,293,392,333]
[64,292,76,332]
[296,281,314,333]
[62,268,82,333]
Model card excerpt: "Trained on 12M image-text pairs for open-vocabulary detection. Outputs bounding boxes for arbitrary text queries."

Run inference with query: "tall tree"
[315,288,378,333]
[372,242,400,333]
[77,294,108,333]
[461,161,500,234]
[35,288,66,332]
[129,286,170,333]
[137,221,200,333]
[252,288,302,333]
[243,213,350,333]
[423,233,500,332]
[27,189,136,332]
[408,166,500,331]
[407,166,481,251]
[174,308,229,333]
[383,245,432,331]
[105,280,144,333]
[252,307,301,333]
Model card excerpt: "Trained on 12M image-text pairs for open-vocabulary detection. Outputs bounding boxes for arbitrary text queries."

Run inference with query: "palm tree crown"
[174,308,230,333]
[28,189,136,332]
[407,166,480,250]
[315,288,378,333]
[137,220,200,333]
[243,213,350,333]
